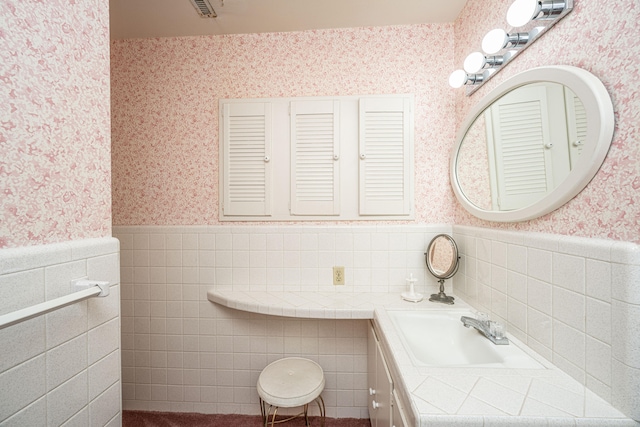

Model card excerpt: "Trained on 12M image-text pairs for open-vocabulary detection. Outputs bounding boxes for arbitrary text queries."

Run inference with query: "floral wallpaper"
[110,25,458,225]
[111,0,640,243]
[453,0,640,242]
[0,0,112,249]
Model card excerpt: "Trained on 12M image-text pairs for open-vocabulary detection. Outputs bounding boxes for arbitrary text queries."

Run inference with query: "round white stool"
[257,357,326,427]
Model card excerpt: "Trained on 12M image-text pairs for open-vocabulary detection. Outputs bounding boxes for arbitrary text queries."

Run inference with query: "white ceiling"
[109,0,469,39]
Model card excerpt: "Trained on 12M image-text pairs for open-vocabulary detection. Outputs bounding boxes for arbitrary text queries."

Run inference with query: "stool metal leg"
[269,407,279,427]
[315,395,326,427]
[303,403,309,426]
[258,395,324,427]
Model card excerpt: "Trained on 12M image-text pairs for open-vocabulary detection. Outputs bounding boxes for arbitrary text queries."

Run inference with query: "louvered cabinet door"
[359,98,412,216]
[290,100,340,215]
[221,102,272,216]
[565,88,587,169]
[489,85,554,211]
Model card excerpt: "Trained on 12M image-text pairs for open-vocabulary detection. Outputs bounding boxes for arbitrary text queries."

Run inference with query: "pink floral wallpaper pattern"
[111,0,640,243]
[0,0,112,249]
[110,25,458,226]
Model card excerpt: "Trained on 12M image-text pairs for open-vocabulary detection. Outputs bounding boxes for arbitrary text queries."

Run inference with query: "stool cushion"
[257,357,325,408]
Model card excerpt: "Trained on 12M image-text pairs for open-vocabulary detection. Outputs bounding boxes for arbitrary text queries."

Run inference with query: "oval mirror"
[451,66,615,222]
[425,234,459,305]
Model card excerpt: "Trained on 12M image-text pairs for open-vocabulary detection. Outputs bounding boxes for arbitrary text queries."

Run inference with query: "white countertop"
[207,289,416,319]
[208,290,638,427]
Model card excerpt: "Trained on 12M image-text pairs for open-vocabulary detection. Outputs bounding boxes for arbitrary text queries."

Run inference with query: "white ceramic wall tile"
[586,259,612,303]
[586,297,612,344]
[477,238,491,262]
[89,382,121,427]
[507,244,527,275]
[46,302,90,350]
[453,225,639,419]
[552,253,586,294]
[0,316,45,373]
[611,359,640,420]
[0,355,46,422]
[507,271,527,303]
[527,248,552,283]
[112,225,640,423]
[558,236,613,262]
[612,263,640,305]
[527,277,552,316]
[46,333,88,391]
[0,397,47,427]
[491,241,507,268]
[585,336,612,387]
[47,371,88,426]
[553,288,585,332]
[0,238,122,424]
[553,320,586,369]
[611,300,640,369]
[527,308,552,348]
[0,269,45,316]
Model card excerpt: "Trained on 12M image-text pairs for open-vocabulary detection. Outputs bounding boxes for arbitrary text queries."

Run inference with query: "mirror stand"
[425,234,460,305]
[429,279,455,305]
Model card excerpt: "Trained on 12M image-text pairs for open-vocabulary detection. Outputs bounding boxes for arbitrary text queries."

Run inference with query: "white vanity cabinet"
[391,389,408,427]
[368,320,408,427]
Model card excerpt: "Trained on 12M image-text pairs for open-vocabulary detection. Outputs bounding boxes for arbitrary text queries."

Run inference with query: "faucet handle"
[476,312,489,323]
[489,321,506,339]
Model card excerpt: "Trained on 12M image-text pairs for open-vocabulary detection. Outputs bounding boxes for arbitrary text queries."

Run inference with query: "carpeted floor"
[122,410,372,427]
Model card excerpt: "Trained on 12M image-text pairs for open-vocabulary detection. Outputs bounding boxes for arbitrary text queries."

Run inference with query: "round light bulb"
[507,0,540,27]
[463,52,486,73]
[482,29,508,54]
[448,70,468,88]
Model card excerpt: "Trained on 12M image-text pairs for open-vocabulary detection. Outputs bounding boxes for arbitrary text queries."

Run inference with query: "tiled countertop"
[207,289,415,319]
[208,290,638,427]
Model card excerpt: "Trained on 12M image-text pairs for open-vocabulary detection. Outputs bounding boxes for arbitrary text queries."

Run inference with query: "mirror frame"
[425,234,460,280]
[450,65,615,222]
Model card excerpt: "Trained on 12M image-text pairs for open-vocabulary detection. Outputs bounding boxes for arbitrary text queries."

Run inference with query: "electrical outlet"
[333,266,345,285]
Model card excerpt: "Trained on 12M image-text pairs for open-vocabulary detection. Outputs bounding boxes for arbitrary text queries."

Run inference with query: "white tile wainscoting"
[0,237,121,426]
[115,224,449,418]
[452,225,640,421]
[114,224,640,422]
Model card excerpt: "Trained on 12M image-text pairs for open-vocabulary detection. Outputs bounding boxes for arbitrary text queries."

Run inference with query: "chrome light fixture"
[448,69,485,88]
[463,52,506,74]
[449,0,573,94]
[481,29,530,54]
[507,0,567,27]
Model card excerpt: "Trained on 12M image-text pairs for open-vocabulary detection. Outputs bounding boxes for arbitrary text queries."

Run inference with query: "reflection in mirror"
[456,82,585,212]
[425,234,460,305]
[450,66,614,222]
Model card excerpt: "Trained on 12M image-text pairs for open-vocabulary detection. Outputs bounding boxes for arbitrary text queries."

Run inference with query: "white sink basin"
[387,310,544,369]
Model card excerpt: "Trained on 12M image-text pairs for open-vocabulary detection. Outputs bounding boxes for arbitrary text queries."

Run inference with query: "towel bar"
[0,280,109,330]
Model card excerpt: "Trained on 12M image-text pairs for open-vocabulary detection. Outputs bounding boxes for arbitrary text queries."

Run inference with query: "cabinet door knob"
[371,400,380,409]
[369,388,376,396]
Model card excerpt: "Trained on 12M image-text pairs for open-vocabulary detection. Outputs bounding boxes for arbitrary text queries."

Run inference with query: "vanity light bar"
[449,0,573,93]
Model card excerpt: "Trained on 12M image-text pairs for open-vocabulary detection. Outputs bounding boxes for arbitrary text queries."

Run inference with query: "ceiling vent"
[189,0,217,18]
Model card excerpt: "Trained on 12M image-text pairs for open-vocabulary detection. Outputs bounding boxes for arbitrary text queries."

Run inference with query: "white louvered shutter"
[490,86,554,211]
[222,102,272,216]
[359,97,412,216]
[565,88,587,169]
[290,100,340,215]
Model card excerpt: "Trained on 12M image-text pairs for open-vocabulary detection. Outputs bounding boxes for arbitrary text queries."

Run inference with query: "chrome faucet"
[460,314,509,345]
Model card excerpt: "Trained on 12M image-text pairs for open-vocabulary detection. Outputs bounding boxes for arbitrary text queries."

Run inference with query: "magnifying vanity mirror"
[425,234,460,305]
[451,66,615,222]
